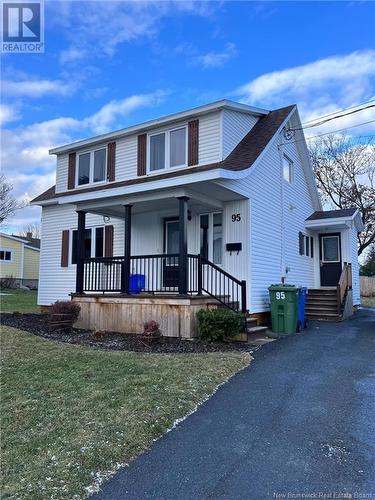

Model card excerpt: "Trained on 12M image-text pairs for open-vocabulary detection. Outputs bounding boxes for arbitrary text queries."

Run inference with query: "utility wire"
[279,120,375,147]
[292,103,375,131]
[301,98,375,125]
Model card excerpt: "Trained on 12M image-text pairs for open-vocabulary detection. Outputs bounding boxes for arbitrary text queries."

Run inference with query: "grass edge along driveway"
[1,326,250,499]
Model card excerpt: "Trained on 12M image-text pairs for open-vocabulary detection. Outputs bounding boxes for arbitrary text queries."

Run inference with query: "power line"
[301,98,375,125]
[279,119,375,147]
[292,103,375,131]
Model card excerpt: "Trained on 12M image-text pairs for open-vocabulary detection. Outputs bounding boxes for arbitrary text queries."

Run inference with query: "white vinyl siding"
[38,205,123,305]
[216,112,316,312]
[222,110,258,159]
[55,154,68,193]
[198,112,221,165]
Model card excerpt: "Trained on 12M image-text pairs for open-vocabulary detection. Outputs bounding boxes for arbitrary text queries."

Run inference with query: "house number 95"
[231,213,241,222]
[276,292,285,300]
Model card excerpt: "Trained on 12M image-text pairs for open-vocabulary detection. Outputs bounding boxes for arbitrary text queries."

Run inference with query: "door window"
[200,212,223,264]
[321,236,340,262]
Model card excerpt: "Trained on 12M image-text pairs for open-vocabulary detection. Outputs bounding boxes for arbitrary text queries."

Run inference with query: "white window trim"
[147,125,188,174]
[76,147,107,188]
[69,226,105,265]
[200,211,223,266]
[321,235,341,263]
[283,154,293,184]
[0,248,13,262]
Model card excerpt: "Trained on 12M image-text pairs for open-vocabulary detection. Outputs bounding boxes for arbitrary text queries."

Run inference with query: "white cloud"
[51,1,217,60]
[3,78,77,98]
[0,103,21,125]
[59,47,88,65]
[195,43,237,68]
[1,90,167,230]
[236,50,375,136]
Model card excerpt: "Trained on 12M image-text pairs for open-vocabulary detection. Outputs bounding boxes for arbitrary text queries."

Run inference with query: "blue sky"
[2,0,375,231]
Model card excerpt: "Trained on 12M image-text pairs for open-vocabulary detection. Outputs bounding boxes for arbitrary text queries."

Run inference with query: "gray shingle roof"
[306,208,358,221]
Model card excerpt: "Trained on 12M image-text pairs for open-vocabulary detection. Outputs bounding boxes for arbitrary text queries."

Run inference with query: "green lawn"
[361,296,375,308]
[1,326,250,499]
[0,288,39,313]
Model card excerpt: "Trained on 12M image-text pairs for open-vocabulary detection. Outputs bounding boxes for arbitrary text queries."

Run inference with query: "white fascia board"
[56,168,249,205]
[49,100,269,155]
[23,244,40,252]
[305,212,363,231]
[0,232,29,244]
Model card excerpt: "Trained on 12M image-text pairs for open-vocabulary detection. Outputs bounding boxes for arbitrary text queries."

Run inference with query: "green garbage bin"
[268,284,300,335]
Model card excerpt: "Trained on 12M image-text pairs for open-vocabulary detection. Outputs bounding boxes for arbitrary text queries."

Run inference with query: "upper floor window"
[77,148,106,186]
[0,250,12,261]
[149,127,187,172]
[283,155,293,183]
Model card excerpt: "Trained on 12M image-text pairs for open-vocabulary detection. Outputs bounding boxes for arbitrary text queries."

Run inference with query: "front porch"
[69,183,248,337]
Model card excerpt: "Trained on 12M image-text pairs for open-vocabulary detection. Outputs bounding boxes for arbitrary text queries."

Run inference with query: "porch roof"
[73,182,246,218]
[305,208,364,232]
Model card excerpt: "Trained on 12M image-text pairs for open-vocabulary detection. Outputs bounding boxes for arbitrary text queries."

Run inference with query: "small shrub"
[50,301,81,321]
[196,308,245,342]
[142,320,161,337]
[0,275,16,289]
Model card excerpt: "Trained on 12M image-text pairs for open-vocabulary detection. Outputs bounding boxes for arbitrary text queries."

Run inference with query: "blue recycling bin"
[297,287,308,332]
[129,274,145,294]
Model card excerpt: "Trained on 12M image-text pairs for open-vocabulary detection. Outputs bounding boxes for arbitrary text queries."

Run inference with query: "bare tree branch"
[309,135,375,256]
[0,175,26,225]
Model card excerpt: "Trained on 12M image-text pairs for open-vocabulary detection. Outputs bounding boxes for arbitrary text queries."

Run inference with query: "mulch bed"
[0,313,255,354]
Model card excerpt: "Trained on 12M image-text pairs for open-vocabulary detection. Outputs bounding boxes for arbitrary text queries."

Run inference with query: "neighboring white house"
[31,99,363,336]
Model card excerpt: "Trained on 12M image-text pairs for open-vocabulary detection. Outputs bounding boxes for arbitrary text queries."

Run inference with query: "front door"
[163,218,179,288]
[319,233,342,286]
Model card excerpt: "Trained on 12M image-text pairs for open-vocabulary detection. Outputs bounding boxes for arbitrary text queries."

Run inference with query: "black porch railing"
[82,253,247,313]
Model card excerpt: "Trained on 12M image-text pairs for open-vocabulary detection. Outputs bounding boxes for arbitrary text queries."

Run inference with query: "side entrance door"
[163,218,179,288]
[319,233,342,286]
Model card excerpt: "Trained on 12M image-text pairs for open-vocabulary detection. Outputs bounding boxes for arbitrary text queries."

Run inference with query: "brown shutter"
[299,232,305,256]
[104,225,114,257]
[107,142,116,182]
[137,134,147,176]
[310,236,314,258]
[67,152,76,189]
[188,119,199,166]
[61,230,70,267]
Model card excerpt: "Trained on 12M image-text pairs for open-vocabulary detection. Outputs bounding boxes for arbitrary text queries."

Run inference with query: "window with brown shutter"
[137,134,147,176]
[188,119,199,166]
[67,152,76,189]
[107,142,116,182]
[61,230,70,267]
[104,225,114,257]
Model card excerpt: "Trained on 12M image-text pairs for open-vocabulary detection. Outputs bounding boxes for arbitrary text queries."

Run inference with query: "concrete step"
[245,317,258,328]
[246,326,269,335]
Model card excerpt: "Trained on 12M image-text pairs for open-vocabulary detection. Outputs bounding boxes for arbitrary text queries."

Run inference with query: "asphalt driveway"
[95,308,375,500]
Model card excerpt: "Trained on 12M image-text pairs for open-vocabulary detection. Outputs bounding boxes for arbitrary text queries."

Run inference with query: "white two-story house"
[31,100,363,337]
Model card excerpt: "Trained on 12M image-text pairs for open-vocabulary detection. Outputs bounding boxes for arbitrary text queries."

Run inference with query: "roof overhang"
[49,100,269,155]
[305,209,364,232]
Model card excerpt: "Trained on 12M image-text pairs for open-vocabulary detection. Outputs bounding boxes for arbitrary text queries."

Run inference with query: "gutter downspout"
[277,131,286,283]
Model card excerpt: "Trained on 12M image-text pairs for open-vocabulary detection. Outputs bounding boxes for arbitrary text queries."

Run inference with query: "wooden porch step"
[306,311,341,321]
[307,295,338,302]
[308,289,337,296]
